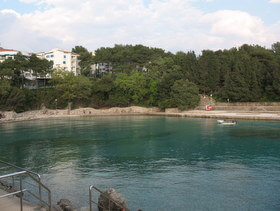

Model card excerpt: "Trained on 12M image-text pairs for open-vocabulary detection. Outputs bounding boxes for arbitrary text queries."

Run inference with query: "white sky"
[0,0,280,53]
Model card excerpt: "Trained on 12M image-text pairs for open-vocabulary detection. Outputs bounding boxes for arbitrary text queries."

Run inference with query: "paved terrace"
[0,189,39,211]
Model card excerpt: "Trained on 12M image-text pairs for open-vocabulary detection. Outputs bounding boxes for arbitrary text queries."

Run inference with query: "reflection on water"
[0,116,280,210]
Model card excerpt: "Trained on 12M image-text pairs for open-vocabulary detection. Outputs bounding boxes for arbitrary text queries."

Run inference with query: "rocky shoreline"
[1,106,280,123]
[0,106,160,123]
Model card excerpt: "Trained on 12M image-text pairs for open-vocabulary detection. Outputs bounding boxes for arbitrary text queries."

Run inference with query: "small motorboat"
[217,119,237,125]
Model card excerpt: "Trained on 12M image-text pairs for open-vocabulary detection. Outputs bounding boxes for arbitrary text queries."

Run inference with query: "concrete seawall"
[1,105,280,123]
[163,110,280,121]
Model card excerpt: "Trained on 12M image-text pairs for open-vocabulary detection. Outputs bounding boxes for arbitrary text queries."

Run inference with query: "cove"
[0,116,280,210]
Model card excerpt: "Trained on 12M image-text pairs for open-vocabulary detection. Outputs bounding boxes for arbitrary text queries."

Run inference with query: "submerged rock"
[98,188,129,211]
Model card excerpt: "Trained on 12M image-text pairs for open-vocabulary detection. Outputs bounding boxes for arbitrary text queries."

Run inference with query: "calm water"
[0,116,280,210]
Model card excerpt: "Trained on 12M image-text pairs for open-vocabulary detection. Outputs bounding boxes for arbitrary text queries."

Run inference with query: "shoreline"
[153,110,280,121]
[1,107,280,123]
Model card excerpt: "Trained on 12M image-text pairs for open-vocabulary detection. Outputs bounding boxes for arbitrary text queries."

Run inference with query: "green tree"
[149,57,183,108]
[91,75,115,106]
[1,53,28,88]
[114,72,149,104]
[93,44,167,74]
[272,42,280,55]
[197,50,221,95]
[0,61,23,112]
[52,70,92,106]
[0,79,11,97]
[174,51,199,83]
[28,54,53,87]
[171,79,200,110]
[72,46,94,76]
[0,87,25,112]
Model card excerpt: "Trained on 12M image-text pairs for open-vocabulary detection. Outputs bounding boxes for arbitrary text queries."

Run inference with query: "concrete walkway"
[158,110,280,121]
[1,108,280,124]
[0,189,40,211]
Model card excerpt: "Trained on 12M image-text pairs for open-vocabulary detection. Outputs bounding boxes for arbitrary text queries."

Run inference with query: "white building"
[0,47,30,62]
[36,48,80,75]
[91,63,113,75]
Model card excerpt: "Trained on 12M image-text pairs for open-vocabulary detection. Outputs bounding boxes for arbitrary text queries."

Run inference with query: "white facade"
[36,48,80,75]
[91,63,113,75]
[0,48,30,62]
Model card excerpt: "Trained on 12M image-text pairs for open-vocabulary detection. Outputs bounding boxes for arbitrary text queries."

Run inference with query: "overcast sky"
[1,0,280,53]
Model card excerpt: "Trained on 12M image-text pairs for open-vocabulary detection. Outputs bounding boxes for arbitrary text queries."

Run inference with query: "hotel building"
[36,48,80,75]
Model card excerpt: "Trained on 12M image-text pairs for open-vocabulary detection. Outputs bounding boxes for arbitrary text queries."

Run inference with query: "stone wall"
[196,95,280,111]
[70,106,161,115]
[0,106,162,123]
[215,102,280,106]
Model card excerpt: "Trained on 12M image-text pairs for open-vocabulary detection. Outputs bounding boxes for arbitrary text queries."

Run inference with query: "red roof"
[0,48,15,52]
[61,50,78,55]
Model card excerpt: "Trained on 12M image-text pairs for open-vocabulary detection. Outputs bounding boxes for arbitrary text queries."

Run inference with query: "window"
[64,55,66,59]
[51,55,54,58]
[46,55,49,58]
[63,61,66,64]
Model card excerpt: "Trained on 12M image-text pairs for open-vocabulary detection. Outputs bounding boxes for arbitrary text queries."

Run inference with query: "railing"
[89,185,125,211]
[0,160,42,200]
[0,171,28,211]
[0,160,51,210]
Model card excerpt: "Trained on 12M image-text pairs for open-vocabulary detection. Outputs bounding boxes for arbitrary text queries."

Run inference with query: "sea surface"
[0,116,280,210]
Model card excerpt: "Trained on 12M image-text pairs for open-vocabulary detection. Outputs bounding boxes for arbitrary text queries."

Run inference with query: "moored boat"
[217,119,237,125]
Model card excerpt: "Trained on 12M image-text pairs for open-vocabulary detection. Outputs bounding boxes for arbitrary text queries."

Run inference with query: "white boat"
[217,119,237,125]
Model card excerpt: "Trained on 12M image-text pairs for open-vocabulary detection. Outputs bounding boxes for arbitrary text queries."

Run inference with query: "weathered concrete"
[153,110,280,121]
[0,106,161,124]
[1,104,280,124]
[0,189,40,211]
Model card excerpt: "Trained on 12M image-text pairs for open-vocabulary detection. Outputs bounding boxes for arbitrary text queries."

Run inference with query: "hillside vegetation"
[0,43,280,112]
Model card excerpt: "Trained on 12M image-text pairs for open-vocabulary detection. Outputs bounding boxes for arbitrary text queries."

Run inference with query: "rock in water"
[98,188,129,211]
[57,199,75,211]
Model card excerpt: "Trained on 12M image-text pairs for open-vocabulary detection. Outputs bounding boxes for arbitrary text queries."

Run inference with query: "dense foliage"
[0,42,280,112]
[0,54,53,112]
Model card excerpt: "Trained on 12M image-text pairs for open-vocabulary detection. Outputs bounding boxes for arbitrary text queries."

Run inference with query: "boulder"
[98,188,129,211]
[51,204,63,211]
[57,199,75,211]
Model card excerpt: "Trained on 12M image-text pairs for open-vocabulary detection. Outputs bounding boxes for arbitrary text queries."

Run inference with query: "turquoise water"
[0,116,280,210]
